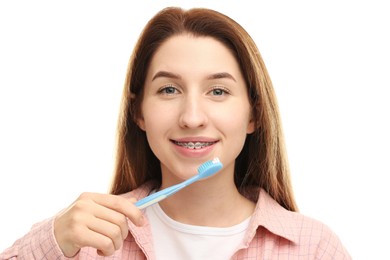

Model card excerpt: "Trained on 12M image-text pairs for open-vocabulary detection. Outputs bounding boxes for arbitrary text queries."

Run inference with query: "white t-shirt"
[145,202,250,260]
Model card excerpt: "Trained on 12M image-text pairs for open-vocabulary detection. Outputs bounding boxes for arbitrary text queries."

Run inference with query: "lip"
[172,136,218,143]
[170,137,219,158]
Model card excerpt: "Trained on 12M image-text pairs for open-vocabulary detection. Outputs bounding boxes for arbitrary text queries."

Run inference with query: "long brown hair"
[110,7,298,211]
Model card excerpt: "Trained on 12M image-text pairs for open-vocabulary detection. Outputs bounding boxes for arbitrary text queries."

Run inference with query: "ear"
[246,119,255,134]
[130,92,146,131]
[137,116,146,131]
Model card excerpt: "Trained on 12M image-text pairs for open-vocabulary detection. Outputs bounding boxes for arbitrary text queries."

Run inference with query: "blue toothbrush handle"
[135,182,185,209]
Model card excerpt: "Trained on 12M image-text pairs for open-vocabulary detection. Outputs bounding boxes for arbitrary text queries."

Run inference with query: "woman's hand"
[54,192,144,257]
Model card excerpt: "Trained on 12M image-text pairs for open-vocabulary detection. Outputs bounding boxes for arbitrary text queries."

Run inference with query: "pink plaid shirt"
[1,182,351,259]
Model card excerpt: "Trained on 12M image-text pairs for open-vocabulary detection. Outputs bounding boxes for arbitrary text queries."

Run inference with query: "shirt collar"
[123,182,158,259]
[245,188,301,244]
[126,182,301,245]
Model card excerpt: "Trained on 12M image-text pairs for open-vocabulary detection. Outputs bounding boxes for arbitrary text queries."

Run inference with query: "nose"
[178,95,208,129]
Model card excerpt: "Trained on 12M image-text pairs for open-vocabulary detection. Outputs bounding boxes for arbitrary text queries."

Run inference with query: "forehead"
[146,34,243,81]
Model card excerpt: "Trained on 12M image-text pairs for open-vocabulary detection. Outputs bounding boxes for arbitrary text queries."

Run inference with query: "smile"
[172,141,216,149]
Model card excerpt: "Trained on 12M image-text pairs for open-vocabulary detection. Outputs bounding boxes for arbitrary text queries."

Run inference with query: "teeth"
[175,141,214,149]
[187,142,196,149]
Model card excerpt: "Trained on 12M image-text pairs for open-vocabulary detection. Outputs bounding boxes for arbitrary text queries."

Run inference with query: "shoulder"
[286,210,349,257]
[292,212,351,258]
[249,189,351,258]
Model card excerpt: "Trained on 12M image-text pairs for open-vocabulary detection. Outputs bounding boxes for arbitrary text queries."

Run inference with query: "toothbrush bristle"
[197,157,223,178]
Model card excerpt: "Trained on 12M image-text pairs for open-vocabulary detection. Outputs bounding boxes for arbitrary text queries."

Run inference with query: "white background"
[1,1,389,259]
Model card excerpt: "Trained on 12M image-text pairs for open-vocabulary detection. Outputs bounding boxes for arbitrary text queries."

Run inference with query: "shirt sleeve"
[0,217,75,260]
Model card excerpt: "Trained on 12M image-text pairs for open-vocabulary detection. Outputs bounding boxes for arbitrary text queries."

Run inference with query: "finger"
[87,216,124,252]
[81,192,145,226]
[92,203,129,240]
[72,226,117,257]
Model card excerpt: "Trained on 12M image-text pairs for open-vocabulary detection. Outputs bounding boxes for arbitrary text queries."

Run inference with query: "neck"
[158,168,255,227]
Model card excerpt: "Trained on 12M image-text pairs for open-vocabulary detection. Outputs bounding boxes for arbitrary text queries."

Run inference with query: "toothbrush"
[135,157,223,209]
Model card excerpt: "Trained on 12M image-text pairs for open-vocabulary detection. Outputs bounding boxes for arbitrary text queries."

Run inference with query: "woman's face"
[138,34,254,183]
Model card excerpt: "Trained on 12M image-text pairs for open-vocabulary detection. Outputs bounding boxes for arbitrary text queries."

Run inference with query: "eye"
[158,85,180,95]
[209,86,230,96]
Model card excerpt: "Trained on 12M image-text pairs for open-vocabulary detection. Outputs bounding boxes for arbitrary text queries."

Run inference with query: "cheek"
[141,102,175,132]
[214,103,252,131]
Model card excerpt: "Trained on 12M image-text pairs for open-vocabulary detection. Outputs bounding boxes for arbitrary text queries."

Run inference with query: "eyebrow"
[151,71,236,82]
[206,72,236,82]
[152,71,181,81]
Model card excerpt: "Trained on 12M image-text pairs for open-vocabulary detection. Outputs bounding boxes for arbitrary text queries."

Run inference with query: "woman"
[0,7,351,259]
